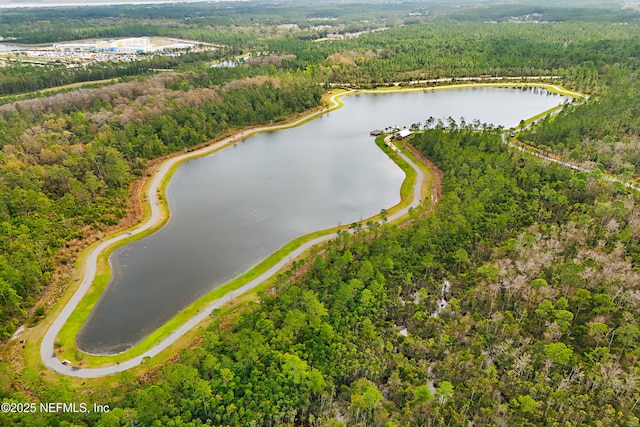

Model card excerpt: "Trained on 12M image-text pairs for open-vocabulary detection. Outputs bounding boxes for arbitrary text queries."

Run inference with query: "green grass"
[518,104,565,129]
[374,137,418,214]
[46,88,368,367]
[40,82,576,370]
[395,140,435,203]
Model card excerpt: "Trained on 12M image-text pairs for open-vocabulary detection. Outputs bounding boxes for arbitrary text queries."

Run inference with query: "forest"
[1,0,640,425]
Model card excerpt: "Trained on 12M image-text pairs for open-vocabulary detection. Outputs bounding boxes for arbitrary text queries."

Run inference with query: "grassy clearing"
[395,140,435,204]
[374,137,418,215]
[518,104,565,129]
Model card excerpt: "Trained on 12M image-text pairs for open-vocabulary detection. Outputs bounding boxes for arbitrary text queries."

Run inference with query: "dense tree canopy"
[1,1,640,426]
[0,70,322,339]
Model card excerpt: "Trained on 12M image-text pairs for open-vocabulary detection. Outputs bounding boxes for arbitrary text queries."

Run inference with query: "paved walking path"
[41,82,613,378]
[40,91,426,378]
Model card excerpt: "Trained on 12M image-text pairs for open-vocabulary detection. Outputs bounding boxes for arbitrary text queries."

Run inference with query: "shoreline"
[37,89,360,373]
[35,81,574,377]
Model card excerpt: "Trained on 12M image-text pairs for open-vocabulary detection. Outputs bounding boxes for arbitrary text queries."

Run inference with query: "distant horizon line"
[0,0,240,9]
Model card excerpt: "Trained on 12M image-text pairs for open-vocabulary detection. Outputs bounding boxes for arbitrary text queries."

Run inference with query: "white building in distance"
[54,37,168,54]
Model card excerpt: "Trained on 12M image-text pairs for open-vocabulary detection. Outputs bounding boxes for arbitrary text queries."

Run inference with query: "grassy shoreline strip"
[39,82,582,372]
[55,131,420,367]
[46,89,352,365]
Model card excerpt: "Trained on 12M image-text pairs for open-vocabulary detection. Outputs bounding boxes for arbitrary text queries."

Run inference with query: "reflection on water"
[77,87,570,354]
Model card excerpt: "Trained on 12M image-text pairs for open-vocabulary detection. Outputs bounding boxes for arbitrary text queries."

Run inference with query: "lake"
[0,44,25,51]
[76,86,570,354]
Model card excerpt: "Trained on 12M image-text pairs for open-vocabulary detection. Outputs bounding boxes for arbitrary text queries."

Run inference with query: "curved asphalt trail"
[41,82,616,377]
[40,91,426,378]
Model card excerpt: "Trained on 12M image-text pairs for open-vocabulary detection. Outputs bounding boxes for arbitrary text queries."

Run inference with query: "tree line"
[0,70,322,340]
[5,122,639,425]
[1,3,640,425]
[520,65,640,182]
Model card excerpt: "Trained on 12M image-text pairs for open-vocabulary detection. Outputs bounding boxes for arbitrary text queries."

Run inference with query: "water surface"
[77,87,569,354]
[0,44,25,51]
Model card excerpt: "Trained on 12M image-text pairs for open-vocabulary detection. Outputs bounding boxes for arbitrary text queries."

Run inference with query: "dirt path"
[502,133,640,192]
